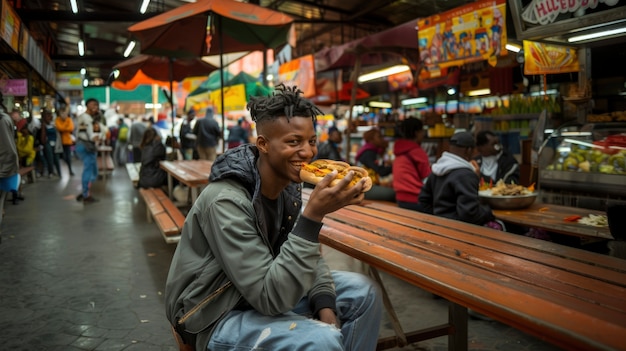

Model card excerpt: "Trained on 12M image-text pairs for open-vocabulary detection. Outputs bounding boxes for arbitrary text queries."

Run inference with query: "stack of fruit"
[546,143,626,174]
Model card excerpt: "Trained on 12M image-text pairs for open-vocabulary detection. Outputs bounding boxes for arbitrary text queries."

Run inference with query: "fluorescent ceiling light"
[505,43,521,53]
[80,67,86,75]
[468,88,491,96]
[568,27,626,42]
[140,0,151,14]
[369,101,392,108]
[145,103,162,109]
[401,97,427,105]
[358,65,410,83]
[113,69,120,79]
[123,41,136,57]
[78,40,85,56]
[69,0,78,13]
[83,78,89,87]
[447,87,456,95]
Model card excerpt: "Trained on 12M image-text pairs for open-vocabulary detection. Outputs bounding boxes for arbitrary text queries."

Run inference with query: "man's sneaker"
[83,196,99,204]
[76,194,84,202]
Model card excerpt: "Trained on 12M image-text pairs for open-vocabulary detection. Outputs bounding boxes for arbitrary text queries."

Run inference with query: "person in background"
[75,98,102,204]
[474,130,520,185]
[316,126,343,161]
[165,84,382,351]
[137,128,168,189]
[129,116,148,163]
[11,110,27,134]
[226,117,249,150]
[179,109,197,160]
[417,131,497,226]
[40,110,62,178]
[114,117,129,167]
[16,126,36,167]
[0,98,20,206]
[355,127,395,201]
[392,118,431,210]
[55,105,75,176]
[193,107,222,161]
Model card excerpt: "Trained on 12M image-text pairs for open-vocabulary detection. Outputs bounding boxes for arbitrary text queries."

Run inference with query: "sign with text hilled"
[418,0,507,70]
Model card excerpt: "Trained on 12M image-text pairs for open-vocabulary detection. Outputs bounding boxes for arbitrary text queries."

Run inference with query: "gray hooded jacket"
[418,151,494,225]
[164,144,336,350]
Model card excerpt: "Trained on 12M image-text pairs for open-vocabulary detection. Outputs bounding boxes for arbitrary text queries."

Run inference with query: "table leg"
[448,302,468,351]
[368,266,407,347]
[167,175,173,199]
[191,188,199,204]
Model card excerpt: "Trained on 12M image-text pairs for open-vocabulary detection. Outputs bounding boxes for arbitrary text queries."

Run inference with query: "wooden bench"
[18,166,36,184]
[301,188,626,351]
[126,162,141,187]
[138,187,186,244]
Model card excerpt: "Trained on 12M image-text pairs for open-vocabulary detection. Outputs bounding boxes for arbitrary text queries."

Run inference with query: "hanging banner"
[278,54,316,98]
[0,79,27,96]
[209,84,247,113]
[1,0,20,51]
[521,0,621,25]
[418,0,507,69]
[523,40,579,75]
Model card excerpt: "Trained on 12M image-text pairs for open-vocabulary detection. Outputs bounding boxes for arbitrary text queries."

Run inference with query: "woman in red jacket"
[392,118,431,210]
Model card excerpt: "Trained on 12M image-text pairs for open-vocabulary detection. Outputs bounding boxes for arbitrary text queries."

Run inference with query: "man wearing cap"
[316,126,343,161]
[417,131,495,226]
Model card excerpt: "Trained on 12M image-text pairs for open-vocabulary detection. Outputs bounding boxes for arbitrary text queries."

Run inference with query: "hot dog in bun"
[300,159,373,192]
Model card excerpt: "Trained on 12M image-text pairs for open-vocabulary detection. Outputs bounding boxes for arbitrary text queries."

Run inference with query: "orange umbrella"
[113,55,217,83]
[128,0,295,58]
[111,70,172,91]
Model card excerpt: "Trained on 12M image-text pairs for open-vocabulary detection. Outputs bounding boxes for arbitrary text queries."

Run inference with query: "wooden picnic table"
[159,160,212,204]
[492,203,613,240]
[301,188,626,351]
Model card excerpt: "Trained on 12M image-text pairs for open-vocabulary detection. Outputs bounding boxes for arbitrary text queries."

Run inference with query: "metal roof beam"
[16,10,156,23]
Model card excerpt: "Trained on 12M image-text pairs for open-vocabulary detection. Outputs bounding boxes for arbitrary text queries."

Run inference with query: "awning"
[314,19,419,72]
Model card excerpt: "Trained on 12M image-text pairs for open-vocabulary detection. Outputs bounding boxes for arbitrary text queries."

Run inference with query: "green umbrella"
[188,69,234,97]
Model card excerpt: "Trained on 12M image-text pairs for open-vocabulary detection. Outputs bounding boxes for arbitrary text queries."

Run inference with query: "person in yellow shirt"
[55,106,75,176]
[16,127,36,167]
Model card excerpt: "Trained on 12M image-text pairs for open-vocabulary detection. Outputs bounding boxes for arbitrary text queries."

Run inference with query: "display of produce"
[539,122,626,197]
[545,135,626,174]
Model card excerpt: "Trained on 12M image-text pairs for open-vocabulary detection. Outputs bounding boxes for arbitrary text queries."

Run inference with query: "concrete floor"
[0,162,562,350]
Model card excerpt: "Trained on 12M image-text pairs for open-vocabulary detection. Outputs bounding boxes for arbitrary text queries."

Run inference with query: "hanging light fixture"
[358,65,410,83]
[123,41,136,57]
[69,0,78,13]
[78,39,85,56]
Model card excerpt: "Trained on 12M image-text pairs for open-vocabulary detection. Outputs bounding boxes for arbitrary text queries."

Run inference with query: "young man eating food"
[165,84,382,351]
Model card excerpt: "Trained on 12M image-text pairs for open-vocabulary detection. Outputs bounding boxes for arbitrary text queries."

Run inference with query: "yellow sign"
[418,0,507,69]
[523,41,579,75]
[209,84,247,113]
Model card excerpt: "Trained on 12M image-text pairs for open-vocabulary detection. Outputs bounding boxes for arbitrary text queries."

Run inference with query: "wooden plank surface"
[492,203,613,240]
[159,160,212,188]
[301,188,626,351]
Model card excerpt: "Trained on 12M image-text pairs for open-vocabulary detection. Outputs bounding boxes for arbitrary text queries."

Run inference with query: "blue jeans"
[208,271,382,351]
[75,142,98,198]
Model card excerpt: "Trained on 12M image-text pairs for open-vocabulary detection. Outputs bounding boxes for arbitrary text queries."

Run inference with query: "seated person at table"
[316,126,344,161]
[392,118,431,210]
[355,128,395,201]
[165,84,382,351]
[474,130,519,184]
[137,128,167,189]
[417,131,499,228]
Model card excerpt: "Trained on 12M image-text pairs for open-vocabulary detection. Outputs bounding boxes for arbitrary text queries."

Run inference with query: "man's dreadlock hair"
[247,84,322,127]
